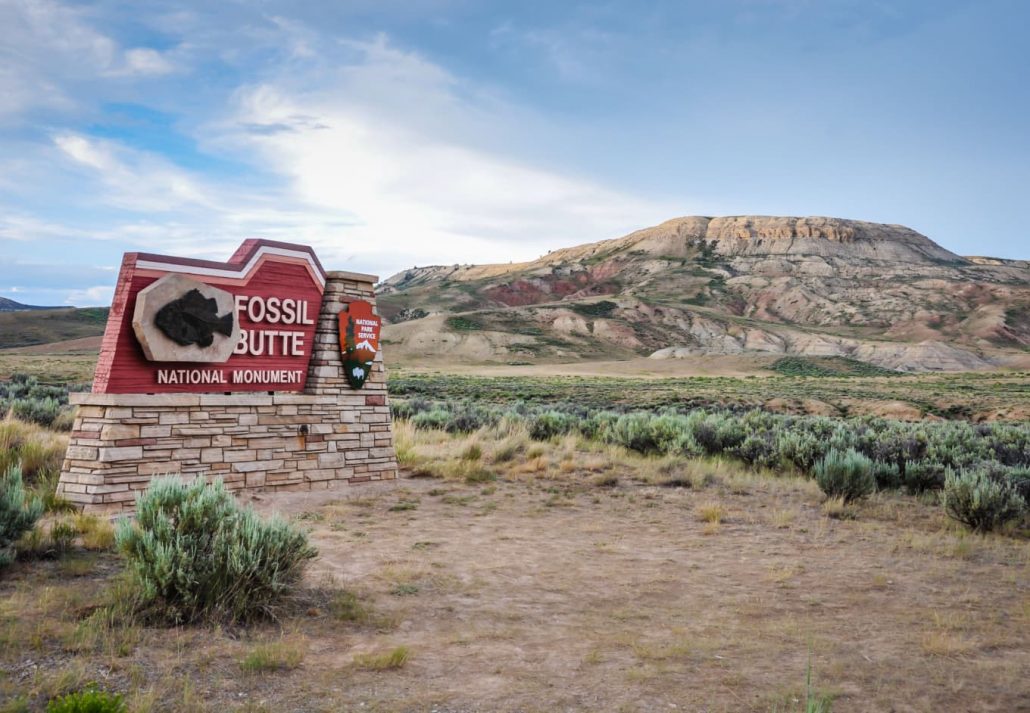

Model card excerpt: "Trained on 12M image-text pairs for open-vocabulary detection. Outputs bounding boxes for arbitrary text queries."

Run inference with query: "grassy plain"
[2,422,1028,711]
[3,349,1028,421]
[391,369,1030,421]
[0,353,97,386]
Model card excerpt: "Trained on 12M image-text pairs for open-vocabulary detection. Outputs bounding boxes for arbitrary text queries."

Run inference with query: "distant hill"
[0,296,61,312]
[0,307,109,350]
[378,216,1030,372]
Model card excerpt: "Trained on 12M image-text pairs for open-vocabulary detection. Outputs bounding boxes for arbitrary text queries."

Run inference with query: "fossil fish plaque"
[339,300,381,389]
[133,275,240,363]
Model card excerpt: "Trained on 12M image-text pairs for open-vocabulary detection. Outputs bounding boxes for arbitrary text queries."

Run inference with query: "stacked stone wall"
[57,270,397,513]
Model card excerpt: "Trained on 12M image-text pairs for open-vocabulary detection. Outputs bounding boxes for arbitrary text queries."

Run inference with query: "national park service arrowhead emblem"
[339,300,381,389]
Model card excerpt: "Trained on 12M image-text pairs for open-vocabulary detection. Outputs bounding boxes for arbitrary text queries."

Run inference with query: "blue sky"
[1,0,1027,306]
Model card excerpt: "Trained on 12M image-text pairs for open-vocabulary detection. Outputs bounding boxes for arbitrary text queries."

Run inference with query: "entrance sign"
[339,300,382,389]
[58,238,398,514]
[94,239,325,394]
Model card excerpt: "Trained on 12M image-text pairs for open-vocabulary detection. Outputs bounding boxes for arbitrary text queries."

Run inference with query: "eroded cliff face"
[378,216,1030,372]
[704,216,964,263]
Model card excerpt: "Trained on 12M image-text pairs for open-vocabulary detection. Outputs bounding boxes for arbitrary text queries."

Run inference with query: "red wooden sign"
[338,300,381,390]
[93,239,326,394]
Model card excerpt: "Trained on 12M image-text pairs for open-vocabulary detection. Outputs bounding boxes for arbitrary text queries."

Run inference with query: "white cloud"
[212,36,677,273]
[121,48,176,76]
[2,12,684,287]
[0,0,179,119]
[53,133,211,212]
[65,285,114,307]
[0,210,99,242]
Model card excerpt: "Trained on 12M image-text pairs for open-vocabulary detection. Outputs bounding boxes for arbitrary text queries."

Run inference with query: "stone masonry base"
[57,391,396,513]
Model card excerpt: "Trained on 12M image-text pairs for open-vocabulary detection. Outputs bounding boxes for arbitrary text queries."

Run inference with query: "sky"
[1,0,1027,307]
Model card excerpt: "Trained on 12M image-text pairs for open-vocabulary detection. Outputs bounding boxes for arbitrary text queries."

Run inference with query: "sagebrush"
[814,449,876,503]
[942,468,1025,533]
[0,465,43,568]
[392,399,1030,500]
[0,373,81,429]
[115,476,317,624]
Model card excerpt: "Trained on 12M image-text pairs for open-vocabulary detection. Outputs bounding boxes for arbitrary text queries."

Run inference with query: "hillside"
[0,307,109,350]
[0,296,60,312]
[379,216,1030,372]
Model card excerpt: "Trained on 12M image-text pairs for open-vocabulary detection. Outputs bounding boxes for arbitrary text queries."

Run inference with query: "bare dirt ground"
[242,475,1030,713]
[5,443,1027,712]
[0,337,103,356]
[392,355,780,378]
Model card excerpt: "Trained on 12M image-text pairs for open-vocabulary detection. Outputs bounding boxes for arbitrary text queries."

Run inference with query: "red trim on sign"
[133,239,327,279]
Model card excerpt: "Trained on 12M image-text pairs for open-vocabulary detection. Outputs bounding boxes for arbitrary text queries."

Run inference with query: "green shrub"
[445,316,483,331]
[903,460,946,493]
[115,477,317,624]
[733,433,777,468]
[1,465,43,568]
[606,413,697,455]
[411,407,450,430]
[813,449,875,503]
[775,430,824,472]
[578,411,620,441]
[871,460,902,490]
[569,300,618,318]
[11,397,62,428]
[980,463,1030,505]
[1,375,73,429]
[528,410,576,440]
[688,413,747,454]
[46,686,125,713]
[608,413,659,453]
[647,414,698,455]
[443,403,496,433]
[942,468,1024,533]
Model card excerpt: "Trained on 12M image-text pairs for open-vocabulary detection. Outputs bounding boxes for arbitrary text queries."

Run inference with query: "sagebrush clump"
[0,373,79,429]
[942,468,1024,533]
[814,449,876,502]
[115,476,317,624]
[0,465,43,568]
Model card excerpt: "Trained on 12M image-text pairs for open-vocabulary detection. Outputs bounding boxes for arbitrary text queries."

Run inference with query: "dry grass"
[771,509,797,529]
[74,514,116,551]
[0,417,68,479]
[240,639,306,673]
[697,501,726,523]
[920,630,974,658]
[821,495,856,520]
[352,645,410,671]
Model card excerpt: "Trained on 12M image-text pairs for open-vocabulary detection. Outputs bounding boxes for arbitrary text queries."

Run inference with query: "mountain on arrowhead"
[378,216,1030,372]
